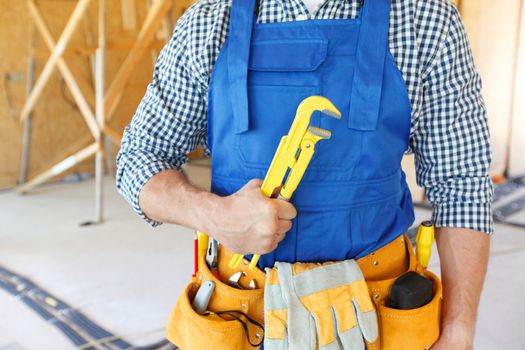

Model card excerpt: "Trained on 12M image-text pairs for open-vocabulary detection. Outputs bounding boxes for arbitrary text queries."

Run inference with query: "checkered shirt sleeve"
[116,0,493,233]
[412,5,493,233]
[116,2,228,225]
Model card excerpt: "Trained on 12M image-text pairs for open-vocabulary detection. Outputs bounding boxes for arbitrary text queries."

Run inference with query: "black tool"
[389,271,433,310]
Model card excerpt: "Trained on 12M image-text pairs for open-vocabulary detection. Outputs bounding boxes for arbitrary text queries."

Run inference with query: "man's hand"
[209,179,297,254]
[432,227,490,350]
[139,170,296,254]
[431,328,473,350]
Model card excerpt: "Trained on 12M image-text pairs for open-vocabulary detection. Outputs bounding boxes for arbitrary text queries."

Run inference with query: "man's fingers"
[276,219,293,234]
[275,201,297,220]
[271,220,291,247]
[274,233,286,247]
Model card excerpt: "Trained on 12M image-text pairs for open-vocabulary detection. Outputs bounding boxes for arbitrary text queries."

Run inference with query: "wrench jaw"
[296,96,342,121]
[286,96,341,155]
[307,126,332,140]
[321,108,342,120]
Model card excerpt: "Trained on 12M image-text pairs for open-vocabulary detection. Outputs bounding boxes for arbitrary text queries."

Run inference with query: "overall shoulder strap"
[348,0,392,131]
[228,0,257,134]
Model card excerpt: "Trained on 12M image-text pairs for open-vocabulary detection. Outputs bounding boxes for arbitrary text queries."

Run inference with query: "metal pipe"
[95,0,106,223]
[19,22,37,185]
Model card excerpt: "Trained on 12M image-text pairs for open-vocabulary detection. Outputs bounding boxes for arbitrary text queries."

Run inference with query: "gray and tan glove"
[264,260,378,349]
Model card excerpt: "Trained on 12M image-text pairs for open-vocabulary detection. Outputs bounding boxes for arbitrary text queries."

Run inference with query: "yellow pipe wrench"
[230,96,342,270]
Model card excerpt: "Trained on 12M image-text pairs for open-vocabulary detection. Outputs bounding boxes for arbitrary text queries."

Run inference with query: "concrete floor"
[0,161,524,349]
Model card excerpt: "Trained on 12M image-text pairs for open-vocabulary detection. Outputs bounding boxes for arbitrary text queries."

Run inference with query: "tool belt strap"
[217,235,416,291]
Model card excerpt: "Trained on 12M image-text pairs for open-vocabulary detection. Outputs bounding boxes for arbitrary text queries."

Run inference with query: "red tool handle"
[193,238,198,276]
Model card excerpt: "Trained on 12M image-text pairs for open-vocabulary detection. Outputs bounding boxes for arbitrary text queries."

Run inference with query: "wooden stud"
[27,0,95,108]
[121,0,138,31]
[18,0,174,197]
[82,10,97,92]
[16,143,99,194]
[21,0,93,122]
[20,0,97,193]
[95,0,106,223]
[25,0,99,138]
[32,40,166,57]
[104,0,172,121]
[19,23,37,185]
[507,0,525,176]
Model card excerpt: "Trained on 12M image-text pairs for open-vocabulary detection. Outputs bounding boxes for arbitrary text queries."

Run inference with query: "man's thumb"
[246,178,264,188]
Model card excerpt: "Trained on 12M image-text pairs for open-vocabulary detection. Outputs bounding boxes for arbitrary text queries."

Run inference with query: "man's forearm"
[435,227,490,346]
[138,170,296,254]
[139,169,220,232]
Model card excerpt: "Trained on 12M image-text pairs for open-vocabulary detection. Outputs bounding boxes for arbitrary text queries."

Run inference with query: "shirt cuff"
[117,157,180,227]
[433,201,493,234]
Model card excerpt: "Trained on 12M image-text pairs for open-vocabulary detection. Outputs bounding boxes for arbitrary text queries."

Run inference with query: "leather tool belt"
[167,235,442,350]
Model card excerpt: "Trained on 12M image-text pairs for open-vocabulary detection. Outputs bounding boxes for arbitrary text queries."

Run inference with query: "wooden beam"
[461,0,523,175]
[19,24,37,185]
[104,0,172,120]
[25,0,99,139]
[17,142,99,194]
[33,40,166,57]
[27,0,96,107]
[95,0,107,223]
[27,0,98,136]
[21,0,93,122]
[507,0,525,176]
[121,0,137,31]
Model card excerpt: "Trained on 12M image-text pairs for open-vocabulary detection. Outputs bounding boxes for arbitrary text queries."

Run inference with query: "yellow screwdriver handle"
[416,221,434,269]
[196,231,209,273]
[230,253,244,269]
[248,255,260,270]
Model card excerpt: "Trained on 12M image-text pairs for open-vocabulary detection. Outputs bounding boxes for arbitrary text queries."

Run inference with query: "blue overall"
[208,0,415,269]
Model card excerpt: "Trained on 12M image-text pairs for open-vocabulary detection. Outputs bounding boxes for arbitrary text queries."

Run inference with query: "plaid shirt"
[116,0,493,233]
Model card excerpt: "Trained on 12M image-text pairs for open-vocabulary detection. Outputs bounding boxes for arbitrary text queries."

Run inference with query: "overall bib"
[208,0,415,268]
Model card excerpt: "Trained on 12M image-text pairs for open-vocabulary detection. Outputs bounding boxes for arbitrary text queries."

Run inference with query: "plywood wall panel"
[0,1,27,189]
[0,1,96,190]
[508,2,525,176]
[0,0,188,190]
[461,0,523,176]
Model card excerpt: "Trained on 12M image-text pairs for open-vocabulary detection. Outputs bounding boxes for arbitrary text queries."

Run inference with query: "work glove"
[264,260,378,350]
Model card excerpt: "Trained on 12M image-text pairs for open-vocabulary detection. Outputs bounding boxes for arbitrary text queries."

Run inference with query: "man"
[117,0,492,348]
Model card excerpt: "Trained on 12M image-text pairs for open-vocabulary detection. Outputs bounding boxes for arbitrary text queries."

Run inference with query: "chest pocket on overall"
[238,39,327,168]
[238,36,367,176]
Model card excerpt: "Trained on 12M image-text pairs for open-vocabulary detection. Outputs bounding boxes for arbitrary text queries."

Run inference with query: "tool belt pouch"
[362,236,443,350]
[376,269,442,350]
[166,246,266,350]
